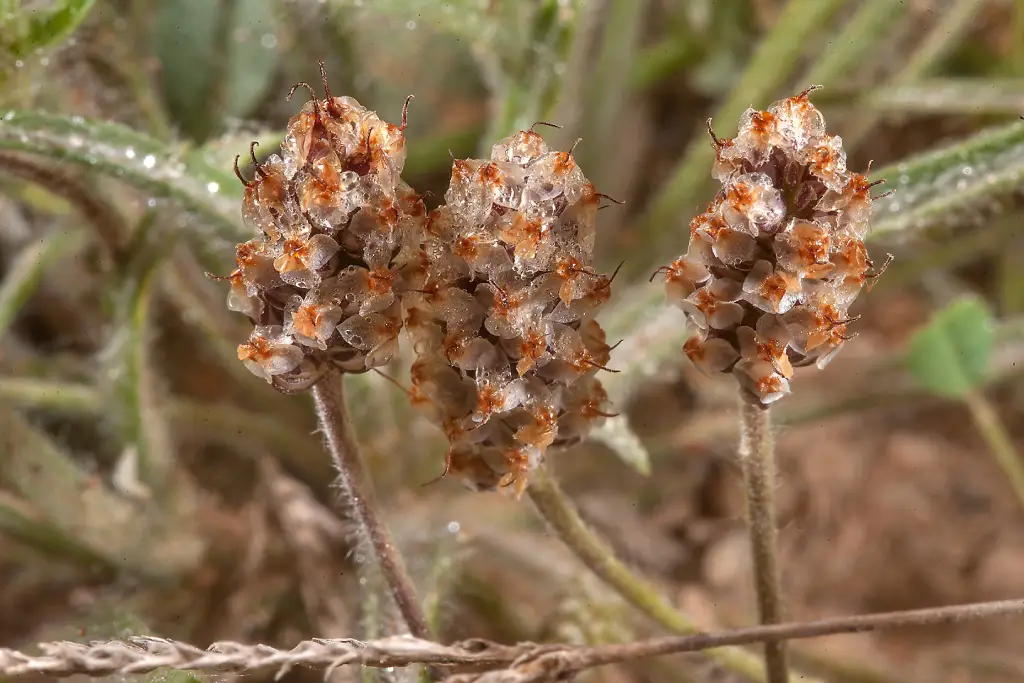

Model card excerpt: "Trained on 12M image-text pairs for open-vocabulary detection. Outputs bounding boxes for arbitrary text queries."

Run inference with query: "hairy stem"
[312,372,431,641]
[738,397,788,683]
[527,466,778,682]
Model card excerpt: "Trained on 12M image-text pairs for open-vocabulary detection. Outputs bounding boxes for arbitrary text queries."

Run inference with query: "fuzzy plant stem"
[312,371,431,641]
[527,466,772,682]
[738,396,788,683]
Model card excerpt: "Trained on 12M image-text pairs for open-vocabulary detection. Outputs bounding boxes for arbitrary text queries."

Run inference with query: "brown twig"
[737,397,788,683]
[1,600,1022,679]
[312,371,431,641]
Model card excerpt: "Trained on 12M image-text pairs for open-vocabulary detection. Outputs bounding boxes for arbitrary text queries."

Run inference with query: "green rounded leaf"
[906,296,995,399]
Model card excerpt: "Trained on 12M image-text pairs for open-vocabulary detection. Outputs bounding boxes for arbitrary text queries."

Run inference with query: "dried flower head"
[214,63,425,392]
[403,126,617,496]
[656,86,890,406]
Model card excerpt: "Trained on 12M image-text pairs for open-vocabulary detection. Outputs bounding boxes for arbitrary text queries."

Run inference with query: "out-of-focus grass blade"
[0,377,330,483]
[871,119,1024,240]
[631,0,848,282]
[0,408,200,575]
[0,490,115,570]
[799,0,907,86]
[576,0,648,179]
[153,0,279,142]
[100,214,176,498]
[0,110,244,246]
[0,0,95,61]
[0,230,85,340]
[842,0,988,149]
[864,79,1024,116]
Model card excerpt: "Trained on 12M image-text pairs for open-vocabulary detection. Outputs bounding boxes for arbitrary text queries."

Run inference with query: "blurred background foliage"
[2,1,1024,682]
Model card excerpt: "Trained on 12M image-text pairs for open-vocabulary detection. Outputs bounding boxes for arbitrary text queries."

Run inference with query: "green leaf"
[0,230,85,340]
[0,377,332,484]
[0,490,115,569]
[0,408,200,576]
[100,212,177,498]
[871,119,1024,240]
[0,0,96,61]
[864,78,1024,117]
[907,297,995,399]
[153,0,279,142]
[0,110,245,252]
[799,0,906,86]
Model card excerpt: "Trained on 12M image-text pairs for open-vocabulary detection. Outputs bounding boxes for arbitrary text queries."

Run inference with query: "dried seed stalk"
[313,371,430,641]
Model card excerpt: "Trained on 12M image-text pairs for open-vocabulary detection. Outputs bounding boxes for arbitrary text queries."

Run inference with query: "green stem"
[312,372,431,641]
[738,398,788,683]
[963,389,1024,509]
[527,466,807,683]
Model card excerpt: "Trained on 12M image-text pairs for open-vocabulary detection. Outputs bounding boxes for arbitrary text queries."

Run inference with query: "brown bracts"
[403,127,617,497]
[215,63,425,393]
[655,87,890,406]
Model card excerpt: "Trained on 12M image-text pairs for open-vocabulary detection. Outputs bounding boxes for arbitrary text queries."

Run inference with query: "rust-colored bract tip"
[659,87,887,406]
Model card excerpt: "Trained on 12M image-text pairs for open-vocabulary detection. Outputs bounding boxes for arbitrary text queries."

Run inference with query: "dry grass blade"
[1,600,1022,679]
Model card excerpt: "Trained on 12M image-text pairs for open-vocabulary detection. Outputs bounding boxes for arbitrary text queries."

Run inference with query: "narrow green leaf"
[841,0,988,149]
[101,214,177,498]
[907,297,995,399]
[153,0,279,142]
[0,110,245,248]
[871,119,1024,240]
[799,0,906,86]
[577,0,649,181]
[0,230,85,340]
[0,408,199,575]
[0,490,115,570]
[0,377,331,484]
[864,79,1024,117]
[0,0,95,60]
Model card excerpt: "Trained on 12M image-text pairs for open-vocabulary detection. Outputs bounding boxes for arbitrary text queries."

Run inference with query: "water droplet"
[142,155,156,169]
[39,57,49,67]
[147,198,157,208]
[14,60,23,68]
[207,181,220,194]
[406,20,416,29]
[354,553,365,563]
[899,174,909,184]
[447,521,460,534]
[124,147,136,160]
[358,577,367,585]
[260,33,277,49]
